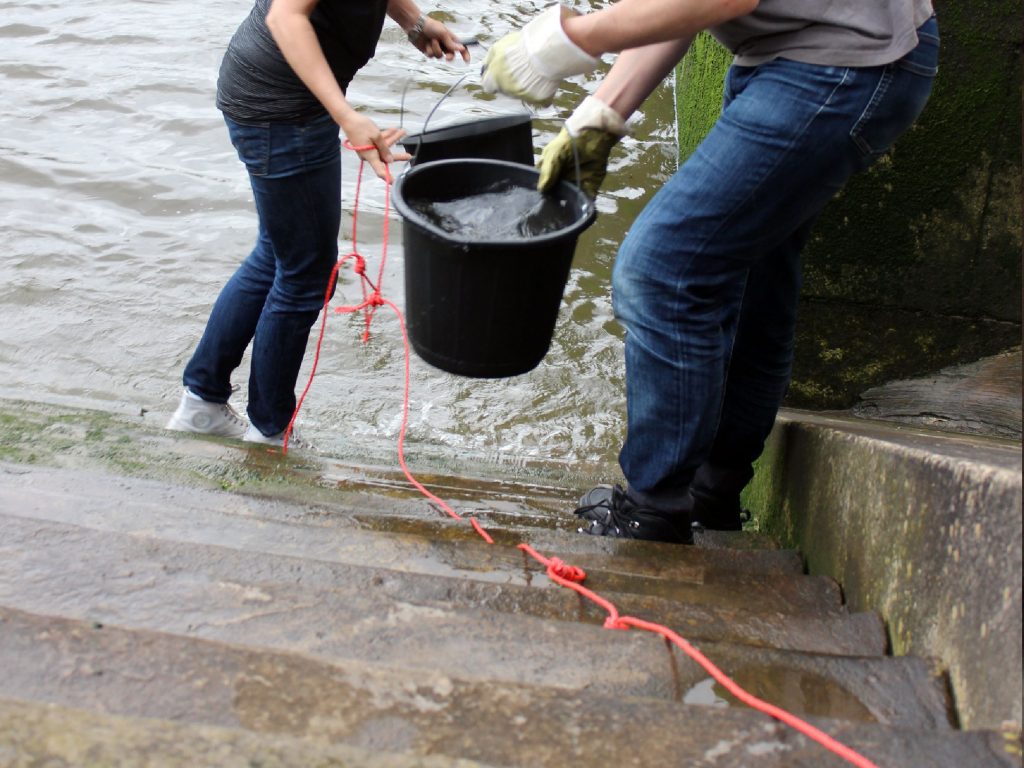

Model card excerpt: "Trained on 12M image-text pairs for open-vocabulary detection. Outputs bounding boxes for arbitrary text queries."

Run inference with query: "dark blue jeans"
[613,18,940,509]
[183,113,341,435]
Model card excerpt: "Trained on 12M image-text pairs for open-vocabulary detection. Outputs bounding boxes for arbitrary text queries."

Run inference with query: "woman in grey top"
[482,0,939,542]
[168,0,469,445]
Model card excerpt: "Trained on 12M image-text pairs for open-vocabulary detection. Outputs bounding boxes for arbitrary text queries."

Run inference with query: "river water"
[0,0,678,481]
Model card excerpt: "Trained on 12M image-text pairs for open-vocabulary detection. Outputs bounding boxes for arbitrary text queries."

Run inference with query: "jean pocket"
[849,66,935,157]
[849,17,939,157]
[225,119,271,177]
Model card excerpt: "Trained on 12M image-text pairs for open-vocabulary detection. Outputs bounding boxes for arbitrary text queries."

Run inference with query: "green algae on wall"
[676,32,732,163]
[672,1,1023,408]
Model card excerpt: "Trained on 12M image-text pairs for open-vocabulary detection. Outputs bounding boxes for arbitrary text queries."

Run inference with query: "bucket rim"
[401,113,532,147]
[393,158,596,247]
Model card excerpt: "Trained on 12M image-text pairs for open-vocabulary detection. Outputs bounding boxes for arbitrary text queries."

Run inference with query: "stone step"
[2,609,1014,767]
[0,496,884,657]
[0,505,880,655]
[0,696,485,768]
[0,520,950,728]
[0,460,798,573]
[0,462,817,594]
[0,399,791,563]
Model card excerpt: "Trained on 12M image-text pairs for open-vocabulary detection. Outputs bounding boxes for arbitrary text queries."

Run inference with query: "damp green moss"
[676,32,732,162]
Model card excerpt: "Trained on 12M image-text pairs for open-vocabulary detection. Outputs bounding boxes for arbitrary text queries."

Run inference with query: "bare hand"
[413,17,470,63]
[339,112,411,181]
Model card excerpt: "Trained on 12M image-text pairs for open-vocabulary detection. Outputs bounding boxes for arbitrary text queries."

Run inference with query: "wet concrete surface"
[2,609,1015,768]
[0,474,886,655]
[1,400,1020,766]
[0,512,951,728]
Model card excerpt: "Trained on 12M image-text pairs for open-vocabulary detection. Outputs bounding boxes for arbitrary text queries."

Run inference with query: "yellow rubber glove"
[481,5,598,106]
[538,128,620,199]
[537,96,628,199]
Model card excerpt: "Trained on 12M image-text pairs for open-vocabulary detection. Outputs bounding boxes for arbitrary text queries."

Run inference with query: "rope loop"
[603,616,630,631]
[547,558,586,583]
[343,139,375,153]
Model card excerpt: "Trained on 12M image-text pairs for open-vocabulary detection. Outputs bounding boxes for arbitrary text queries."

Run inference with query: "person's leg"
[182,223,277,404]
[170,118,284,438]
[687,218,812,529]
[688,18,941,529]
[604,20,939,529]
[245,115,341,436]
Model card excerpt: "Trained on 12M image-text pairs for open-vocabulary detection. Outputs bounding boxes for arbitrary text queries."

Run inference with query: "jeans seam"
[850,66,895,156]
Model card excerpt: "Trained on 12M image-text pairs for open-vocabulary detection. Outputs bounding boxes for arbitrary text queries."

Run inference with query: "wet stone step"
[0,507,881,655]
[0,489,843,618]
[2,609,1013,767]
[0,521,950,728]
[0,462,805,584]
[0,697,485,768]
[0,402,790,558]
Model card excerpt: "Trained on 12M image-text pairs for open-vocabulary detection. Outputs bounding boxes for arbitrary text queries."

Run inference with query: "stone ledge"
[747,409,1022,732]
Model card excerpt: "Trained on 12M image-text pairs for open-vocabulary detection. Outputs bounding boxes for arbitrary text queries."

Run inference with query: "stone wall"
[674,2,1023,408]
[744,411,1023,731]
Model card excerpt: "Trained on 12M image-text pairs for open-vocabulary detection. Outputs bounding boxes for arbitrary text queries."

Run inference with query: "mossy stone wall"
[674,3,1023,408]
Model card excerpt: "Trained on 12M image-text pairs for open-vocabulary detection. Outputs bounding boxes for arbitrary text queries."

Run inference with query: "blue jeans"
[613,18,939,509]
[183,113,341,435]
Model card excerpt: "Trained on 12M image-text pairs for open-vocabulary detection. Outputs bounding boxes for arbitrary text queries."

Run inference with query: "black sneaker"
[573,484,693,545]
[688,463,753,531]
[688,487,751,531]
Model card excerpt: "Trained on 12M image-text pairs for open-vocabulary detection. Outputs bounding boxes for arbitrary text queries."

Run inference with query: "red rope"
[285,144,881,768]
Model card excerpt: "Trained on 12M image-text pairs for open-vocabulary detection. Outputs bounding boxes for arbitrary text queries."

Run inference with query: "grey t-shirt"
[711,0,935,67]
[217,0,388,123]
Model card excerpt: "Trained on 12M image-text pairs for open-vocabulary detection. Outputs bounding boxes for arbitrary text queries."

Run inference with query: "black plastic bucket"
[401,114,533,167]
[393,159,596,378]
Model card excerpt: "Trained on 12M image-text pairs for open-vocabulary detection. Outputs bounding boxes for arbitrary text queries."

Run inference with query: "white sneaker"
[166,389,249,439]
[243,423,304,449]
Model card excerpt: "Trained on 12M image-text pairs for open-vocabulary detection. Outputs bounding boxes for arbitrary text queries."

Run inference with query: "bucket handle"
[397,52,588,204]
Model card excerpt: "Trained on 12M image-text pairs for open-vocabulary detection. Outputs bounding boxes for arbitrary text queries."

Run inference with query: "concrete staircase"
[0,401,1019,767]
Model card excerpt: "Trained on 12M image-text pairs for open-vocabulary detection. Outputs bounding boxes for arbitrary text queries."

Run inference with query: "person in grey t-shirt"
[481,1,939,543]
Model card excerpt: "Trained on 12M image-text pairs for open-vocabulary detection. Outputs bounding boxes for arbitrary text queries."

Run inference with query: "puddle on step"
[683,667,877,722]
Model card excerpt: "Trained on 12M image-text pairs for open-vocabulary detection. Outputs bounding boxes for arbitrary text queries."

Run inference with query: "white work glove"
[481,4,599,106]
[538,96,629,197]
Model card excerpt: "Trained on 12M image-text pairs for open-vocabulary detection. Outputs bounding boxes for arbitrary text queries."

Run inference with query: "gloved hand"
[481,4,598,106]
[537,95,628,198]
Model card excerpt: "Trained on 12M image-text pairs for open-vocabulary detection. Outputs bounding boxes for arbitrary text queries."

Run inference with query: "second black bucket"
[401,114,533,167]
[393,159,596,378]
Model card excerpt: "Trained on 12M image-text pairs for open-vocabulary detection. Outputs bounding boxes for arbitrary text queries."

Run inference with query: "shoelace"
[573,487,636,534]
[219,402,247,427]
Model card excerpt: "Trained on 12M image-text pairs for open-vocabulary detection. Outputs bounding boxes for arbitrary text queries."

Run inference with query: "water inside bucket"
[408,182,578,239]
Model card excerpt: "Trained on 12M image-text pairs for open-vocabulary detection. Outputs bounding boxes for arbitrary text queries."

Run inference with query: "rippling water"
[0,0,677,479]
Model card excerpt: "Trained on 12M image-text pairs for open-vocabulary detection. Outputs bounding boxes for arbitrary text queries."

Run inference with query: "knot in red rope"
[603,616,630,631]
[547,558,586,583]
[352,255,367,275]
[367,292,384,307]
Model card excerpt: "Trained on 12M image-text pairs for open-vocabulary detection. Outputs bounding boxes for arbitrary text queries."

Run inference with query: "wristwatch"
[407,14,427,45]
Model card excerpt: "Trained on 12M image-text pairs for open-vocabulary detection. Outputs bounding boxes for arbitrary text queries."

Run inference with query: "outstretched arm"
[535,38,693,198]
[387,0,470,62]
[482,0,753,106]
[564,0,754,56]
[595,38,694,120]
[266,0,408,178]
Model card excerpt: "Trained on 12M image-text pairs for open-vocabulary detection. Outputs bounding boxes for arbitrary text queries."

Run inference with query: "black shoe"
[573,485,693,545]
[688,487,751,531]
[688,463,753,531]
[689,500,751,532]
